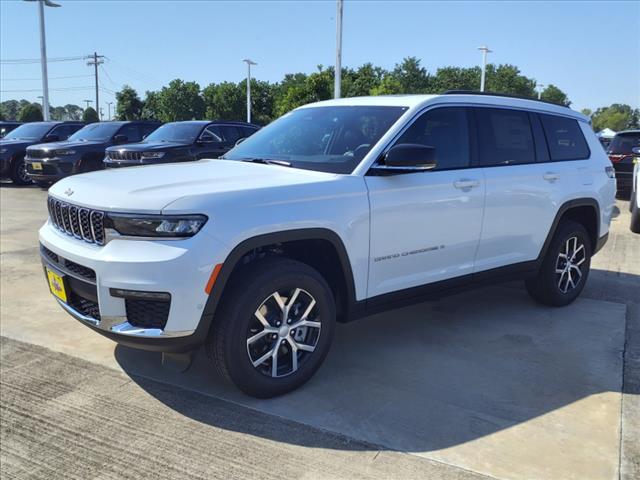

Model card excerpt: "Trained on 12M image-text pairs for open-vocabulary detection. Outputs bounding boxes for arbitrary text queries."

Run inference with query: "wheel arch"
[538,198,601,262]
[196,228,358,342]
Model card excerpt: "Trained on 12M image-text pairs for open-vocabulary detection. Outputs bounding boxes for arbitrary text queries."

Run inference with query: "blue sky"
[1,0,638,114]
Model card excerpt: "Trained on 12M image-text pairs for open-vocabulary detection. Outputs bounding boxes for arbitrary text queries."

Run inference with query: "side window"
[219,125,242,144]
[539,114,590,161]
[141,124,159,138]
[200,125,223,142]
[49,125,76,140]
[117,124,143,142]
[394,107,470,170]
[475,108,535,166]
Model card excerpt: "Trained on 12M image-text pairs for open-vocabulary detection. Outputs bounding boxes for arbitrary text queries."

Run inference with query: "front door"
[365,107,485,298]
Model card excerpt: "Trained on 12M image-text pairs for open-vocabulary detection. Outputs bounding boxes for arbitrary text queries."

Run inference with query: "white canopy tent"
[596,128,616,139]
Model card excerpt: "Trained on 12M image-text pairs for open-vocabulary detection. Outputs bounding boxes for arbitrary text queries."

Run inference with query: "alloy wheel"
[555,236,586,294]
[17,160,31,184]
[246,288,321,378]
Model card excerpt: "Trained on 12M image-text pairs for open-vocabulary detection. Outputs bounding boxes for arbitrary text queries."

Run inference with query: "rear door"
[365,106,485,297]
[472,107,570,272]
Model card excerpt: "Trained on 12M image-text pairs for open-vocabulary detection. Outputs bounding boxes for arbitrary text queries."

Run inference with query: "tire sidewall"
[11,156,31,186]
[220,260,336,397]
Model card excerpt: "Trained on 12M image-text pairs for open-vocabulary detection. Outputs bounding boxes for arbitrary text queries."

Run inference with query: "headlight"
[106,214,208,238]
[55,149,76,156]
[141,151,165,159]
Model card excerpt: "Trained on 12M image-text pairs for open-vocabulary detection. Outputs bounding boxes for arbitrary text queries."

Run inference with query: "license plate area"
[46,268,67,303]
[31,162,43,171]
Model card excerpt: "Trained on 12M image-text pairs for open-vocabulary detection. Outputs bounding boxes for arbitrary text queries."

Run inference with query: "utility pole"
[107,101,113,120]
[242,59,257,123]
[477,45,492,92]
[99,107,104,121]
[24,0,61,121]
[334,0,343,99]
[537,83,545,100]
[86,52,105,120]
[83,99,92,109]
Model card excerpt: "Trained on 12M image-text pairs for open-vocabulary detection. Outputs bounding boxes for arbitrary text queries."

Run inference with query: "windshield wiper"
[240,157,292,167]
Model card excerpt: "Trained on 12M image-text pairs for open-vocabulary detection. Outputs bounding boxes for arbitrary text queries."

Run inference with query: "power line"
[2,74,93,81]
[0,55,86,65]
[1,86,95,93]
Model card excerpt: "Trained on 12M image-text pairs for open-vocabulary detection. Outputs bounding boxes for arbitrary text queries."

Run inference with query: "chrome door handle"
[543,172,560,182]
[453,179,480,189]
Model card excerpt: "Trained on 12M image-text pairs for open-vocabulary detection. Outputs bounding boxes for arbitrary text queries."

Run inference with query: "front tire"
[525,221,592,306]
[206,257,336,398]
[10,157,32,186]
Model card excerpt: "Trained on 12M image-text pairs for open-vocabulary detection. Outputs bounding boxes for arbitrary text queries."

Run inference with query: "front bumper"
[25,155,81,182]
[39,221,227,352]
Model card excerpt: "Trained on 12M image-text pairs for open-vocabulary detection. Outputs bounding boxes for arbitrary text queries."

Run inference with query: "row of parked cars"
[0,119,259,187]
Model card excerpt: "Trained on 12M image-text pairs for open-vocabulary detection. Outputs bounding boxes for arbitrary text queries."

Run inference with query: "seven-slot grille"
[108,150,142,161]
[48,196,106,245]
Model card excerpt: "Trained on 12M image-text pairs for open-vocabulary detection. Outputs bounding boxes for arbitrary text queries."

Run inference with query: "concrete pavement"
[1,183,639,479]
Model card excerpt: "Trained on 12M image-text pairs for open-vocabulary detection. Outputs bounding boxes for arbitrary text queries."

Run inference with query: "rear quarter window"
[540,114,590,161]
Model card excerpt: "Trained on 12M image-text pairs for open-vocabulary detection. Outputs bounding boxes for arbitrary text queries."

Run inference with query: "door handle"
[543,172,560,182]
[453,179,480,189]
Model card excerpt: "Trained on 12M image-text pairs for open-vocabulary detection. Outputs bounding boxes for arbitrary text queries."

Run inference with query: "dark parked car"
[25,121,161,185]
[1,121,84,185]
[608,130,640,194]
[104,121,259,168]
[0,121,23,138]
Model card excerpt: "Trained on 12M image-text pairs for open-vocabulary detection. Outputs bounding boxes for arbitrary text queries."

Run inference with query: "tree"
[64,104,83,121]
[50,106,67,121]
[580,108,592,118]
[141,91,161,120]
[0,100,22,120]
[115,85,143,120]
[540,84,571,106]
[591,104,639,132]
[389,57,433,93]
[157,79,205,121]
[203,81,245,121]
[273,67,333,116]
[82,107,99,123]
[484,64,536,97]
[343,63,385,97]
[432,66,480,92]
[17,103,43,122]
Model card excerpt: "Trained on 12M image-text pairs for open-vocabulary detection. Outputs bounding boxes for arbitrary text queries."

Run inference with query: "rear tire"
[205,257,336,398]
[525,221,592,306]
[10,157,32,186]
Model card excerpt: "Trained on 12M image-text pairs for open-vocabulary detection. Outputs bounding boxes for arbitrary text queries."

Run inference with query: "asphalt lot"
[1,182,639,480]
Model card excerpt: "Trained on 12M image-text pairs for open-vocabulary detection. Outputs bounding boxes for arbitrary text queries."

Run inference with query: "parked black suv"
[608,130,640,194]
[25,121,161,185]
[1,121,84,185]
[0,121,23,138]
[104,121,259,168]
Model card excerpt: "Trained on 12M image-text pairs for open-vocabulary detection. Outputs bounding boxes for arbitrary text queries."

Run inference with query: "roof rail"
[443,90,570,108]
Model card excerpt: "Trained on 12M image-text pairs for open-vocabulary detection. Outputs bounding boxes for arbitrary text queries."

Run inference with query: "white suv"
[40,93,616,397]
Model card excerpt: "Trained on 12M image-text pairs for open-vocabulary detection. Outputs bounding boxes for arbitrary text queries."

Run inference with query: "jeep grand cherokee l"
[104,121,259,168]
[39,93,615,398]
[25,121,160,185]
[1,121,84,185]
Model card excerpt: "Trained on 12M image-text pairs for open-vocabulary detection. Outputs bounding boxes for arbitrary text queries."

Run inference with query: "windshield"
[144,123,202,143]
[223,106,408,173]
[609,132,640,154]
[3,123,52,141]
[67,123,121,142]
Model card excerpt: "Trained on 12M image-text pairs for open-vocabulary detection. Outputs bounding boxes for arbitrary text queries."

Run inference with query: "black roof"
[162,120,259,128]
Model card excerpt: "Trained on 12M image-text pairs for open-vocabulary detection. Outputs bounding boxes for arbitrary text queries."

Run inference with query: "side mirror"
[235,137,247,147]
[43,134,59,142]
[632,147,640,156]
[379,143,437,171]
[113,134,128,144]
[198,135,216,144]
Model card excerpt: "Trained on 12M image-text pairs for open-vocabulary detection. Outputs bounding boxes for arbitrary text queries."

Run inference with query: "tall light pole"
[242,59,257,123]
[477,45,492,92]
[107,101,113,120]
[37,95,44,110]
[537,83,545,100]
[24,0,60,121]
[334,0,343,99]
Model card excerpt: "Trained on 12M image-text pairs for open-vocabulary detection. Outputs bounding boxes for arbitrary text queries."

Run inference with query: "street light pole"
[335,0,343,99]
[477,45,492,92]
[107,101,113,120]
[242,59,257,123]
[537,83,545,100]
[24,0,61,121]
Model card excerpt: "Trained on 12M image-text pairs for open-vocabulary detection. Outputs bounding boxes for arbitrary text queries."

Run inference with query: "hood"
[27,140,104,151]
[0,139,33,153]
[48,159,337,213]
[106,141,186,152]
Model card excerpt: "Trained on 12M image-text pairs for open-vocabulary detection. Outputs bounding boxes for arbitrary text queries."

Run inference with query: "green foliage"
[590,104,640,132]
[17,103,43,122]
[115,85,144,120]
[203,81,245,121]
[540,84,571,106]
[156,79,205,122]
[82,107,100,123]
[580,108,592,117]
[141,91,161,120]
[432,66,480,92]
[484,64,536,97]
